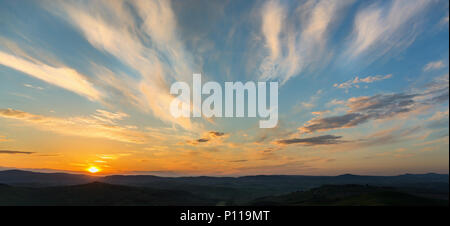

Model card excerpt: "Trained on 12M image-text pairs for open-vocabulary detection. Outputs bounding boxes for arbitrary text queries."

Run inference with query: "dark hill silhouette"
[1,183,446,206]
[0,170,448,205]
[0,170,95,186]
[0,181,215,206]
[250,184,448,206]
[2,170,448,188]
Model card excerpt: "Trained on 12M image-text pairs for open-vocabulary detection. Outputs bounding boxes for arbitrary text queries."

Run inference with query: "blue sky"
[0,0,448,176]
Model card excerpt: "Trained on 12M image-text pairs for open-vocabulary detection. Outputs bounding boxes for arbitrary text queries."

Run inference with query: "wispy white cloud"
[0,50,102,101]
[348,0,432,58]
[43,0,202,131]
[334,74,392,90]
[261,0,285,60]
[423,60,446,71]
[24,84,44,90]
[92,109,129,125]
[258,0,353,84]
[0,108,147,143]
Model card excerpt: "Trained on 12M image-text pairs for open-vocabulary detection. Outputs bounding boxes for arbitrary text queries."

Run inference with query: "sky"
[0,0,448,176]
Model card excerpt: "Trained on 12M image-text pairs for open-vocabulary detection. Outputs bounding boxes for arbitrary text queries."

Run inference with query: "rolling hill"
[250,184,448,206]
[0,182,215,206]
[0,170,448,205]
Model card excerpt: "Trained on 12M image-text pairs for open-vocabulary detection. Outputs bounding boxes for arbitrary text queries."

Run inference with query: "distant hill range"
[0,170,448,206]
[251,184,448,206]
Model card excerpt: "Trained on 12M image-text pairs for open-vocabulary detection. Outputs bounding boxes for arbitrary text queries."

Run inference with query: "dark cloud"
[229,159,248,163]
[301,113,371,133]
[262,148,277,153]
[301,73,450,134]
[208,131,225,137]
[196,138,209,143]
[300,93,418,133]
[431,91,449,103]
[190,131,226,144]
[277,135,344,145]
[0,150,34,155]
[348,93,418,116]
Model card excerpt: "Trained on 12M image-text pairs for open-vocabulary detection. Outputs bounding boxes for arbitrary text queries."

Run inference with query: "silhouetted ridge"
[0,170,448,205]
[250,184,448,206]
[0,182,215,206]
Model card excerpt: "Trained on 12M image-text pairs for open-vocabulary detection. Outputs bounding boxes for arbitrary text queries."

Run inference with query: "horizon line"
[1,169,448,178]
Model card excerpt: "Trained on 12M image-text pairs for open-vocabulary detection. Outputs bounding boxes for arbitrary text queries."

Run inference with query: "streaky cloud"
[258,0,353,84]
[0,150,34,155]
[0,50,102,101]
[423,60,446,71]
[334,74,392,90]
[43,0,202,131]
[299,87,446,133]
[348,0,432,59]
[277,135,344,145]
[0,108,148,144]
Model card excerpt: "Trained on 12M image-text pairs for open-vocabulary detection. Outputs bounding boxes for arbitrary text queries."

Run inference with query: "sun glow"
[87,166,100,173]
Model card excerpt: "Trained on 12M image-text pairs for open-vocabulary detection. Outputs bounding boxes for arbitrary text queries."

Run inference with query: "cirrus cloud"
[334,74,392,90]
[0,108,148,143]
[423,60,446,71]
[0,50,102,101]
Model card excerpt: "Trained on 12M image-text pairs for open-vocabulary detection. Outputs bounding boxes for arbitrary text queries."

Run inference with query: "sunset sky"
[0,0,448,176]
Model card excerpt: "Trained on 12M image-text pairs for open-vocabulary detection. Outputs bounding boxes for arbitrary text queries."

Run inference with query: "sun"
[87,166,101,174]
